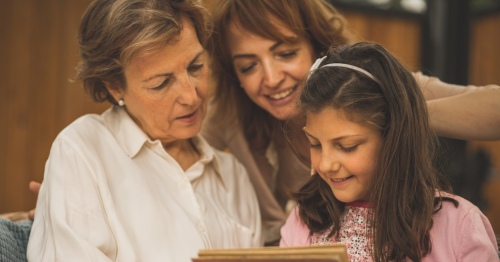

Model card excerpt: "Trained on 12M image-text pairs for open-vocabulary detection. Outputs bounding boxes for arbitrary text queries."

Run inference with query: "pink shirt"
[280,193,499,261]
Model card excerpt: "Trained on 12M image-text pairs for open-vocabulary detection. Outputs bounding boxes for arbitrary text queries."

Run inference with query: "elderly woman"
[26,0,261,261]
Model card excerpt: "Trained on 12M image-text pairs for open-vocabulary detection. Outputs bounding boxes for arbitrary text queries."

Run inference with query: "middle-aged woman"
[202,0,500,244]
[26,0,261,261]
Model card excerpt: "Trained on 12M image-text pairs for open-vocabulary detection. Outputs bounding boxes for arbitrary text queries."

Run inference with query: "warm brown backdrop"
[1,1,499,232]
[0,0,107,213]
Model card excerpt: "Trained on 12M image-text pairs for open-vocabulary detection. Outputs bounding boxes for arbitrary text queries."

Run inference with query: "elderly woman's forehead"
[124,17,202,63]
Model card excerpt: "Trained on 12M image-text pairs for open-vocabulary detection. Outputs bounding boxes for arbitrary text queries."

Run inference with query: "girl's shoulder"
[432,191,493,240]
[435,191,477,214]
[429,193,498,260]
[280,207,311,247]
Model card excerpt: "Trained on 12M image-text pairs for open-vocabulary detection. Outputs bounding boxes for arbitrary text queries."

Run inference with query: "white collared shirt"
[27,106,262,262]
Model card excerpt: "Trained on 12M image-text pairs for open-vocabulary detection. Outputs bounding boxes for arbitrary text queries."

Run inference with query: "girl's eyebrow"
[303,130,317,139]
[304,130,363,141]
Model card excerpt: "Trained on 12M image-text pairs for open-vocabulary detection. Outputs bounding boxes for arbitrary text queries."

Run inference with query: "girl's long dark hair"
[294,42,456,262]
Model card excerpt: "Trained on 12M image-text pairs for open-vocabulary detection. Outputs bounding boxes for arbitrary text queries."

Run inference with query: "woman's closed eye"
[309,142,321,149]
[240,62,256,74]
[338,144,358,153]
[151,78,171,90]
[188,63,204,74]
[277,49,298,59]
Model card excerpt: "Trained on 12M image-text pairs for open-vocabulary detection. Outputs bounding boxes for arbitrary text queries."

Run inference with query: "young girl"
[279,42,498,261]
[204,0,500,245]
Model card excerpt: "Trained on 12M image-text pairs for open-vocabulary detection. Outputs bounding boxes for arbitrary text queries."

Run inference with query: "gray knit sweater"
[0,219,31,262]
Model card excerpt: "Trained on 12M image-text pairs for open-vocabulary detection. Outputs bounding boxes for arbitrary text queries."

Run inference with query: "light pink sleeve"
[457,206,498,261]
[279,207,311,247]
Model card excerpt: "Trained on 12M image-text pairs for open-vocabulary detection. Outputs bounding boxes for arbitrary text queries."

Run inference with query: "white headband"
[307,56,380,84]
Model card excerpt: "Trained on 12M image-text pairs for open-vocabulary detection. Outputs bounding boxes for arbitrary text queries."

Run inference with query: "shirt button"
[180,182,188,190]
[197,224,207,233]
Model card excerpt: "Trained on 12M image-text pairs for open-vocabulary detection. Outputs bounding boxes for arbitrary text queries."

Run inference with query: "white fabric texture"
[27,106,262,262]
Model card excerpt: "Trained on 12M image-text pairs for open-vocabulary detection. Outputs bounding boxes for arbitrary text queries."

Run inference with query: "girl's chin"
[331,191,355,203]
[332,191,370,204]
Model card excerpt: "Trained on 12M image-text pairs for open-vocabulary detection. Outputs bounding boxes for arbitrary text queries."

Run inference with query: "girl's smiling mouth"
[330,175,354,184]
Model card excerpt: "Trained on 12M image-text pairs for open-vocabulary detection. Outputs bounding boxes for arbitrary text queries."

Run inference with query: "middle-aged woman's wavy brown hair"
[75,0,211,105]
[207,0,350,150]
[295,42,456,262]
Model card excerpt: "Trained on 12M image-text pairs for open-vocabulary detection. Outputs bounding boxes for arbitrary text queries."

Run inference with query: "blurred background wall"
[1,0,499,232]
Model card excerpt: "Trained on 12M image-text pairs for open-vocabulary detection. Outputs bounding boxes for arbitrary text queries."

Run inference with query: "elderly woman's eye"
[152,79,170,90]
[189,63,204,72]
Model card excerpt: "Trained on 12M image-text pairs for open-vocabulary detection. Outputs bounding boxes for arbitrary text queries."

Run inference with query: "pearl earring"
[118,99,125,106]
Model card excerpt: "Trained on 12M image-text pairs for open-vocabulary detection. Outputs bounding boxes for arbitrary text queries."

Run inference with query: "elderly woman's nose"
[177,78,199,105]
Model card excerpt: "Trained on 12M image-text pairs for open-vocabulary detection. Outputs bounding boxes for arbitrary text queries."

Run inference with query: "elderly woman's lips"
[176,110,198,122]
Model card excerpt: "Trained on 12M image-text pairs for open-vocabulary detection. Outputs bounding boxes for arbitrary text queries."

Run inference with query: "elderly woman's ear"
[104,80,124,105]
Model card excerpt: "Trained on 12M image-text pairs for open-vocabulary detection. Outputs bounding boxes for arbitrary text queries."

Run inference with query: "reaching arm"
[413,72,500,140]
[427,88,500,141]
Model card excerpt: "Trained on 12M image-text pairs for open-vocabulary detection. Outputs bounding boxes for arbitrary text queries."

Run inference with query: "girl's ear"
[104,80,123,102]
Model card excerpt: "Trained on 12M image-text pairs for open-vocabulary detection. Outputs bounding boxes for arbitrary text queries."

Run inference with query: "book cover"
[192,244,349,262]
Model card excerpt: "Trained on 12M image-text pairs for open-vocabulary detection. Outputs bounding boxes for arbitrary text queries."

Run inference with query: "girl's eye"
[340,145,358,153]
[309,143,321,149]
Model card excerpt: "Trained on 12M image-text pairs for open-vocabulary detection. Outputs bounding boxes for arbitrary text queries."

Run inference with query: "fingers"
[28,209,36,221]
[0,212,29,222]
[29,181,41,194]
[28,181,41,221]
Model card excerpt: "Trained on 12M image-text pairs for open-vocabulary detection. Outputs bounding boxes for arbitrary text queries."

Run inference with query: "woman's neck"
[163,139,200,171]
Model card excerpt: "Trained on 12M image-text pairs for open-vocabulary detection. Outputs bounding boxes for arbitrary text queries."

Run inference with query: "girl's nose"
[318,151,341,174]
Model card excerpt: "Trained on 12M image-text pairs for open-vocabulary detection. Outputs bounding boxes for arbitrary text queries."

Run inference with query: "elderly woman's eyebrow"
[142,50,205,83]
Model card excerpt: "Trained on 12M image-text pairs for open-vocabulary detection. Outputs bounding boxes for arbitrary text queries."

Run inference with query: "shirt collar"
[102,106,150,158]
[103,106,228,189]
[190,135,228,190]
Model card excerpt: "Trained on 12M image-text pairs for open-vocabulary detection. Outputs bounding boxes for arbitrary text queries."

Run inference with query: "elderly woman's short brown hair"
[75,0,210,105]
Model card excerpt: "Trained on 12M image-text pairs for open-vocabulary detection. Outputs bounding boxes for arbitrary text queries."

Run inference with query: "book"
[192,244,349,262]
